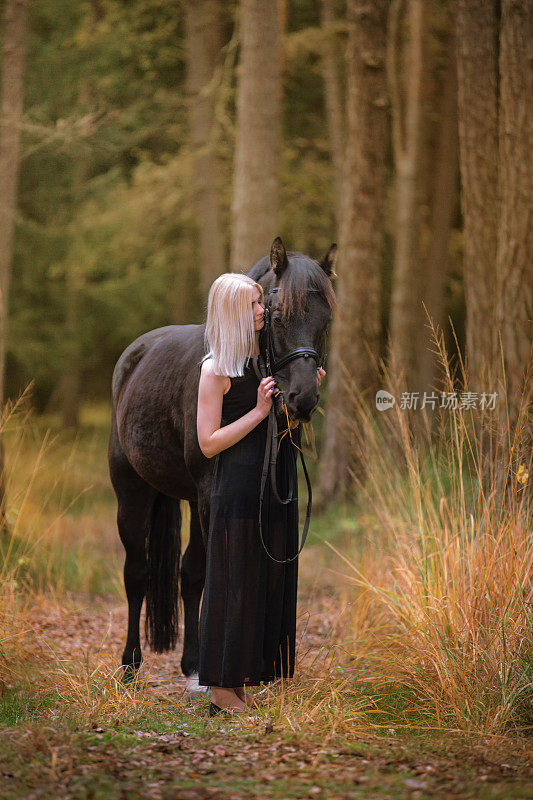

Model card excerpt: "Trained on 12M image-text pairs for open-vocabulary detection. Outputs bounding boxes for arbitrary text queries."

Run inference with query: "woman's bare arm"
[197,360,276,459]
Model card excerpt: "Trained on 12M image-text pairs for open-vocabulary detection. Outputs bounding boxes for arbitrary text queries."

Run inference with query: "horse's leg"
[118,491,156,679]
[180,499,207,693]
[109,423,157,680]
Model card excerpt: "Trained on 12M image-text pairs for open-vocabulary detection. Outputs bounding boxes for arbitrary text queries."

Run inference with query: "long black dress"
[198,357,299,688]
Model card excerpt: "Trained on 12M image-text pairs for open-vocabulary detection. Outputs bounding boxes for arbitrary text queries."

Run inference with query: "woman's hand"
[317,367,326,388]
[256,376,277,419]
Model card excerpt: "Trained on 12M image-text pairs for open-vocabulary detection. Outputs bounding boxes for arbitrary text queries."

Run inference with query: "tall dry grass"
[0,393,123,695]
[0,394,371,735]
[1,393,121,594]
[333,330,532,733]
[2,363,531,737]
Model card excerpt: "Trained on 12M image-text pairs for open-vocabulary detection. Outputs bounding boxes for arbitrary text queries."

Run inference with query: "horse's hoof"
[122,665,140,685]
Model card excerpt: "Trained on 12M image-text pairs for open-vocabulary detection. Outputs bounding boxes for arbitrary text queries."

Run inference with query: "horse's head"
[251,237,337,424]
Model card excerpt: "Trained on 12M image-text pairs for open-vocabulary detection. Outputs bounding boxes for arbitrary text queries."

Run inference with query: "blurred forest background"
[0,0,531,497]
[1,3,533,776]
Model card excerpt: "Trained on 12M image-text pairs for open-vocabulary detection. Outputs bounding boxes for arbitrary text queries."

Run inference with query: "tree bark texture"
[418,26,459,397]
[318,0,389,500]
[59,0,104,430]
[0,0,28,530]
[320,0,345,226]
[230,0,281,272]
[388,0,427,392]
[0,0,29,405]
[59,206,85,431]
[495,0,533,443]
[457,0,532,459]
[186,0,225,300]
[456,0,500,393]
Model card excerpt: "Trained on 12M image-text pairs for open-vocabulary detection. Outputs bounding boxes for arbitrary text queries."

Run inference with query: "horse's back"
[109,323,207,499]
[111,324,205,405]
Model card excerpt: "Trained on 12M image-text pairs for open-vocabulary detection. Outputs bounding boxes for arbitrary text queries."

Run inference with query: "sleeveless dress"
[198,357,300,688]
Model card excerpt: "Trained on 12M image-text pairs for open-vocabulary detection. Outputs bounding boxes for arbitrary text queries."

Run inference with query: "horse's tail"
[145,493,181,653]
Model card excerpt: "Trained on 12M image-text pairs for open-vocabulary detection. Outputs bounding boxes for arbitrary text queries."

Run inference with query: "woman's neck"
[251,331,260,356]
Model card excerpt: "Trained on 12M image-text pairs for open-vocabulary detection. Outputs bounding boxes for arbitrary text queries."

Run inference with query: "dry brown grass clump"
[333,332,532,733]
[0,394,121,694]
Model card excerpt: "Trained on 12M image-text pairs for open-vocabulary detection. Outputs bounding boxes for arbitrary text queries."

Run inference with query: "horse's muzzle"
[283,391,318,424]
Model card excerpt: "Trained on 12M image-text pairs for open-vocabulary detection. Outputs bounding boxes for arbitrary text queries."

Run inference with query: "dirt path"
[28,550,347,699]
[3,551,532,800]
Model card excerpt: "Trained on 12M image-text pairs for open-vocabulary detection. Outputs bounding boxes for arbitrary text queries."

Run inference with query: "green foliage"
[8,0,460,416]
[8,0,346,411]
[10,0,193,408]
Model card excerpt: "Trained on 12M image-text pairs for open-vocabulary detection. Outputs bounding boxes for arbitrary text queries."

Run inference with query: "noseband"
[253,286,330,565]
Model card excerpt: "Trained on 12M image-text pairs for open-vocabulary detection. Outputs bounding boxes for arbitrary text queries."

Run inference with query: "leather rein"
[251,287,328,564]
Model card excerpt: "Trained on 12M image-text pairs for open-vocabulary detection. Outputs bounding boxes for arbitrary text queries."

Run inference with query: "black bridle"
[253,287,329,564]
[261,287,328,375]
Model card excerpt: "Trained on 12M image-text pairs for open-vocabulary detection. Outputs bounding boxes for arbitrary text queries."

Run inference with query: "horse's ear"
[319,243,338,278]
[270,236,288,277]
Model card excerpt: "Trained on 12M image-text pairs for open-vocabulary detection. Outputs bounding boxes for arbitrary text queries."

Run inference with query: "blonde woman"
[196,273,325,715]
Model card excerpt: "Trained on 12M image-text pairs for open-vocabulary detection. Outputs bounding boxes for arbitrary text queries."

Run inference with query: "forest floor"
[1,407,532,799]
[1,547,532,800]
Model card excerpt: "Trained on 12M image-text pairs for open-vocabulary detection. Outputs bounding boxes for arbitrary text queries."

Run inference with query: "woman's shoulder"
[200,357,231,394]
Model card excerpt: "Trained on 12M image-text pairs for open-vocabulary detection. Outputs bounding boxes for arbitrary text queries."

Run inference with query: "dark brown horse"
[108,237,336,686]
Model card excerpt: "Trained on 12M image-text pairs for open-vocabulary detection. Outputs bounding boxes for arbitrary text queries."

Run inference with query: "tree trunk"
[0,0,29,530]
[320,0,344,226]
[496,0,532,449]
[186,0,225,300]
[172,232,199,325]
[230,0,281,272]
[59,165,86,431]
[278,0,288,74]
[388,0,427,391]
[317,0,389,501]
[456,0,499,394]
[59,0,104,431]
[418,26,459,398]
[59,254,84,430]
[0,0,29,405]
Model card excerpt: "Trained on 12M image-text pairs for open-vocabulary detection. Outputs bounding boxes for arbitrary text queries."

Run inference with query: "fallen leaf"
[404,778,427,790]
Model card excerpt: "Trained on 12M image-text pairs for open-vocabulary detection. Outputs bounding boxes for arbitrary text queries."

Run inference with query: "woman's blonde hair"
[201,273,264,377]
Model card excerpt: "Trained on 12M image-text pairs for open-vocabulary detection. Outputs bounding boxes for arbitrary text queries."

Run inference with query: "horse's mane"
[248,252,337,321]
